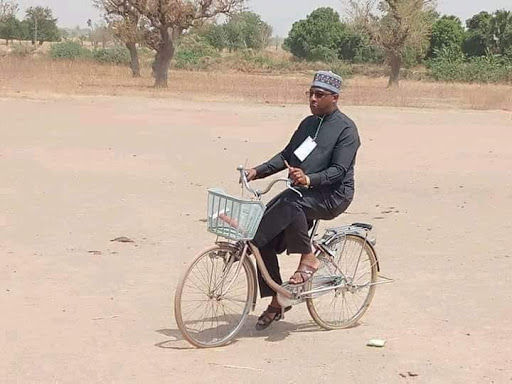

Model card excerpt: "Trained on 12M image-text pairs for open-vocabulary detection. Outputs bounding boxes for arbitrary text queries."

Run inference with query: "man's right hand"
[245,168,257,182]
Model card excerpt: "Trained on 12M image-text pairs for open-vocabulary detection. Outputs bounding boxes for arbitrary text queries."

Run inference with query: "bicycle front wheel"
[307,234,378,330]
[174,244,255,348]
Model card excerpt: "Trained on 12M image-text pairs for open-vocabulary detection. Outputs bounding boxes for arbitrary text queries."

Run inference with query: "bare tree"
[94,0,142,77]
[126,0,245,88]
[0,0,18,21]
[346,0,435,87]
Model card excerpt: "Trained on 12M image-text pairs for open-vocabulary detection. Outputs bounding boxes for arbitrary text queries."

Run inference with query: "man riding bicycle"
[245,71,361,330]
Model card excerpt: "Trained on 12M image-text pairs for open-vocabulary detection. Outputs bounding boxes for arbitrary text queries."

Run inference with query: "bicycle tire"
[174,244,255,348]
[307,234,378,330]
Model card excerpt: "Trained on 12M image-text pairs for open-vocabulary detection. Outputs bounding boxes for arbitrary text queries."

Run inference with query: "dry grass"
[1,56,511,111]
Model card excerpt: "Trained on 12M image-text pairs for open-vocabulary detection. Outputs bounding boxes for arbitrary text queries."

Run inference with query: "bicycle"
[174,166,391,348]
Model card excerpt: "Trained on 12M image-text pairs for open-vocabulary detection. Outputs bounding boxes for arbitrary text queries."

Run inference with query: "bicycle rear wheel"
[307,234,378,330]
[174,244,255,348]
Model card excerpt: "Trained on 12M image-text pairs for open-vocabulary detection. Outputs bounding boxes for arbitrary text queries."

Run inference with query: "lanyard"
[313,116,325,141]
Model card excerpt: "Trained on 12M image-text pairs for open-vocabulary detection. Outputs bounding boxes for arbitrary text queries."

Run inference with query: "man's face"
[308,87,338,116]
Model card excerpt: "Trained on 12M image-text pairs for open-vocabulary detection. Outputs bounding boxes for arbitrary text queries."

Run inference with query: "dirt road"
[1,96,511,383]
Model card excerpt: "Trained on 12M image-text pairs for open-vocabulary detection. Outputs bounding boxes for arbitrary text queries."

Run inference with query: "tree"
[428,15,464,58]
[0,0,19,44]
[0,0,17,20]
[25,6,60,45]
[347,0,436,87]
[94,0,143,77]
[123,0,245,88]
[284,7,346,61]
[463,10,512,58]
[490,10,512,56]
[223,11,272,51]
[0,14,21,44]
[90,23,114,47]
[463,11,493,57]
[203,23,227,51]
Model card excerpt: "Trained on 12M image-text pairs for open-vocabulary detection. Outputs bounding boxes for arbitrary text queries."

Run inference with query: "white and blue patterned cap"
[311,71,343,94]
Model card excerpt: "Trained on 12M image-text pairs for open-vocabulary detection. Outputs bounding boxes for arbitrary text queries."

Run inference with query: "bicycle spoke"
[176,245,252,347]
[308,235,377,329]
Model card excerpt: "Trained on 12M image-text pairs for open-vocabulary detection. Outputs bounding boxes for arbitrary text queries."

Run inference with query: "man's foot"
[255,305,292,331]
[289,263,319,285]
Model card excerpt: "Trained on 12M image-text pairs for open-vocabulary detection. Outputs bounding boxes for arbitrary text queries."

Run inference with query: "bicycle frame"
[214,167,387,307]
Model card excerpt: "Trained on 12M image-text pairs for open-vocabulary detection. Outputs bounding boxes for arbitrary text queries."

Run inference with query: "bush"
[92,46,131,65]
[326,60,353,79]
[428,52,512,83]
[174,36,220,70]
[10,44,36,57]
[49,41,91,60]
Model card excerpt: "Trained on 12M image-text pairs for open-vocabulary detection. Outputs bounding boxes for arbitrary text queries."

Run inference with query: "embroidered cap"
[311,71,343,94]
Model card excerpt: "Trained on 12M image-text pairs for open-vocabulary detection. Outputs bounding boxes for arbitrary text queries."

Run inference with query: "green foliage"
[463,32,488,57]
[428,16,465,58]
[25,6,60,44]
[491,10,512,56]
[49,41,91,60]
[223,12,273,51]
[284,7,378,63]
[174,35,220,70]
[203,24,228,51]
[284,7,345,61]
[428,50,512,83]
[92,46,130,65]
[0,14,22,43]
[339,30,381,63]
[326,60,353,79]
[463,10,512,57]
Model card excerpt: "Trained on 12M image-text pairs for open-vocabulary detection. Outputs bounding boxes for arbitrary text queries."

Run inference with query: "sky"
[13,0,512,35]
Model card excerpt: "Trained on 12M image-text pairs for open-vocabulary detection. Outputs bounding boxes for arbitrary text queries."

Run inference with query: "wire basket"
[207,188,266,241]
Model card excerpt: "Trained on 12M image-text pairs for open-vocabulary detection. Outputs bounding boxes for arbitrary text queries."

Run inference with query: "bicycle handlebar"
[237,166,303,199]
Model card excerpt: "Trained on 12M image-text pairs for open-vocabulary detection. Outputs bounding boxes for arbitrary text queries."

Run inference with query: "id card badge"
[294,136,317,162]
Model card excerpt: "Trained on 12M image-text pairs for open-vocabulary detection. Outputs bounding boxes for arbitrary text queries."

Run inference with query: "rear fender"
[321,227,380,272]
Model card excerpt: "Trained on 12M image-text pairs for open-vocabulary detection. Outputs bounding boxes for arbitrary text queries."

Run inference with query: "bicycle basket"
[207,188,266,241]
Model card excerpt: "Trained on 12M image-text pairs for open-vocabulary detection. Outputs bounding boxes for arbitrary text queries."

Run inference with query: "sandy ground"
[1,95,512,383]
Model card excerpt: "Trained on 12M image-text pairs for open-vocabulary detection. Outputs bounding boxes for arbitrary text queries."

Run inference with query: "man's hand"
[245,168,257,182]
[288,166,310,187]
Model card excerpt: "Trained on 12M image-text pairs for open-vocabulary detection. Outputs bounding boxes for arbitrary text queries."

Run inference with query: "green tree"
[428,15,465,58]
[0,0,19,44]
[203,23,227,51]
[463,10,512,57]
[224,12,272,51]
[284,7,345,61]
[490,10,512,56]
[463,11,492,57]
[0,14,21,44]
[25,6,60,45]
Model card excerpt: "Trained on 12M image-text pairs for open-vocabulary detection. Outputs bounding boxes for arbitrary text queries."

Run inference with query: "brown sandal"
[289,263,318,285]
[255,305,292,331]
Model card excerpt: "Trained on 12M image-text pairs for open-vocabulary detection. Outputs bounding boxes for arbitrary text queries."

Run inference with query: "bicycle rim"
[174,245,254,348]
[307,234,378,330]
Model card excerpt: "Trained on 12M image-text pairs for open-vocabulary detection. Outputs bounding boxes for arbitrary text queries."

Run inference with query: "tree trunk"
[153,28,175,88]
[126,42,141,78]
[387,52,402,88]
